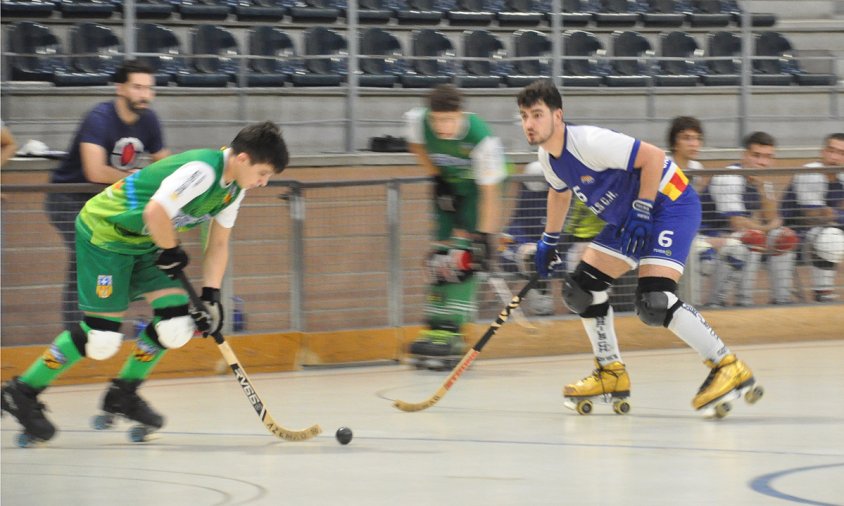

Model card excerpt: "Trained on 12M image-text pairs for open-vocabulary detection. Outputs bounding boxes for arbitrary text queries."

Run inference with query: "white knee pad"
[85,330,124,360]
[154,315,195,349]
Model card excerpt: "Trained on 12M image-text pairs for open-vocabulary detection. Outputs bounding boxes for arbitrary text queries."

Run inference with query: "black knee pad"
[563,262,614,315]
[635,277,683,327]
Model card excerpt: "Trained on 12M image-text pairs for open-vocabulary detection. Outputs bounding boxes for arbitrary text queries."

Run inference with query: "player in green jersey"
[404,84,508,369]
[1,121,289,444]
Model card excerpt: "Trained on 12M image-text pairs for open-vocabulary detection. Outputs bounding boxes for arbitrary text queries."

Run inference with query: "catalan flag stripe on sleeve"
[660,168,689,201]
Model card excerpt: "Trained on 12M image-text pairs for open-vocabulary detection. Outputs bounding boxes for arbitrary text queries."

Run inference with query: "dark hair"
[743,131,776,149]
[516,79,563,111]
[429,84,462,112]
[230,121,289,174]
[113,59,154,84]
[825,133,844,145]
[667,116,703,150]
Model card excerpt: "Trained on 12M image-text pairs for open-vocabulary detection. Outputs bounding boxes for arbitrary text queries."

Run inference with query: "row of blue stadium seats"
[1,0,775,27]
[6,21,832,88]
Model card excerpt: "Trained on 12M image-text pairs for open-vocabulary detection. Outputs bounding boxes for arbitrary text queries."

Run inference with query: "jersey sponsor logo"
[96,275,113,298]
[588,190,619,215]
[171,211,212,229]
[171,170,207,201]
[110,137,145,171]
[41,344,67,370]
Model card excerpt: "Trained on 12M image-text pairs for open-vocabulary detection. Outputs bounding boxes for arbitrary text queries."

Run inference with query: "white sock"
[581,305,622,366]
[737,251,761,306]
[665,293,730,363]
[768,251,795,303]
[811,266,836,292]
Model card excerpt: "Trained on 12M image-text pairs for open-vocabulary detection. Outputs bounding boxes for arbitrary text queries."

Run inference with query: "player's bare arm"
[407,142,440,177]
[202,220,231,289]
[142,200,179,249]
[545,188,572,234]
[632,142,665,202]
[477,183,501,234]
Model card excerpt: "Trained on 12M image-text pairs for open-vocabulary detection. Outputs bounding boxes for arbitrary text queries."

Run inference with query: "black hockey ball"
[335,427,353,445]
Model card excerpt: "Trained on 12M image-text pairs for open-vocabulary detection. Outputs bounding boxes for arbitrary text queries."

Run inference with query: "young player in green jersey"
[1,121,289,445]
[404,84,508,369]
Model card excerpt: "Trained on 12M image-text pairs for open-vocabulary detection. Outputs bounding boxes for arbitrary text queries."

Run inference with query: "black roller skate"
[407,323,466,371]
[92,379,164,442]
[1,377,57,447]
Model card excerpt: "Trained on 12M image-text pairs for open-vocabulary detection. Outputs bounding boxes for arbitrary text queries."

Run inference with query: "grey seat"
[455,30,507,88]
[505,29,551,87]
[247,26,299,87]
[606,31,652,87]
[593,0,639,27]
[234,0,286,22]
[497,0,545,27]
[655,31,701,86]
[68,23,123,77]
[562,30,606,87]
[358,28,403,87]
[176,0,231,20]
[401,29,455,88]
[640,0,684,27]
[446,0,494,26]
[292,27,347,87]
[395,0,444,24]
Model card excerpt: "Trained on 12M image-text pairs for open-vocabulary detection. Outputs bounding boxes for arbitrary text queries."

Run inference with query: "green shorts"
[434,191,479,241]
[76,232,181,313]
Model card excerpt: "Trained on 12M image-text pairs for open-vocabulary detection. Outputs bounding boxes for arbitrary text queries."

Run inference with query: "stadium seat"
[175,0,231,20]
[68,22,123,77]
[446,0,494,26]
[1,0,54,18]
[701,31,740,85]
[606,30,652,87]
[686,0,730,27]
[189,25,240,85]
[358,28,403,87]
[287,0,340,22]
[455,30,507,87]
[553,0,593,27]
[136,23,180,85]
[722,0,776,27]
[6,21,111,85]
[562,30,606,87]
[496,0,545,27]
[593,0,639,27]
[755,31,835,86]
[341,0,394,23]
[247,26,297,87]
[394,0,444,24]
[233,0,286,22]
[505,29,551,87]
[655,31,701,86]
[640,0,684,28]
[118,0,175,19]
[58,0,115,18]
[292,27,346,86]
[401,29,454,88]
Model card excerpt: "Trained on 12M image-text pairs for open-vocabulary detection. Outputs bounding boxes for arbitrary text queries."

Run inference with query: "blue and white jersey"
[537,125,689,227]
[781,162,844,231]
[699,164,761,236]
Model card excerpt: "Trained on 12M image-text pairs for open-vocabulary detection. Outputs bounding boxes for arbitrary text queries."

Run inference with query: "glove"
[155,245,189,279]
[472,232,498,272]
[535,232,562,278]
[433,175,457,212]
[619,198,654,257]
[191,287,223,337]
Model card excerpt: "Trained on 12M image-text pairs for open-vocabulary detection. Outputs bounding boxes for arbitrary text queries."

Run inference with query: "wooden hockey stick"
[487,275,538,332]
[178,273,322,441]
[393,274,539,412]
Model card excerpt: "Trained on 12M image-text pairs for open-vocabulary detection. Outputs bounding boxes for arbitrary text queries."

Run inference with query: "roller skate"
[407,324,466,371]
[92,379,164,442]
[693,354,764,419]
[563,360,631,415]
[1,377,57,447]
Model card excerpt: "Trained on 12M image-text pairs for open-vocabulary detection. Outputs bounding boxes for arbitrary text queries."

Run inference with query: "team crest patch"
[41,344,67,370]
[96,275,113,298]
[132,339,160,363]
[580,175,595,185]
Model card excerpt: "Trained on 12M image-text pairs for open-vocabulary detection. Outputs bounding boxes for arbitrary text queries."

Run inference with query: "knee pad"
[809,226,844,265]
[562,262,613,315]
[635,277,683,327]
[77,316,123,360]
[720,237,750,270]
[150,304,194,349]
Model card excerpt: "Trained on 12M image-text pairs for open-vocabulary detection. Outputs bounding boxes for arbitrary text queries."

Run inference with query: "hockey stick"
[393,274,540,412]
[487,275,539,332]
[177,272,322,441]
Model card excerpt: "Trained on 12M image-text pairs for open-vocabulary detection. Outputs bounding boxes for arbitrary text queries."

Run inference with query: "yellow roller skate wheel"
[576,399,593,415]
[613,399,631,415]
[714,402,731,419]
[744,385,764,404]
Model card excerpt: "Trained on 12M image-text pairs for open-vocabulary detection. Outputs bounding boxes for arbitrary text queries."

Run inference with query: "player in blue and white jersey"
[516,80,760,416]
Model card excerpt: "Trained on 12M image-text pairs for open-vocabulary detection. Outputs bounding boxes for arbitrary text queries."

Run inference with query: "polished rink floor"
[2,340,843,506]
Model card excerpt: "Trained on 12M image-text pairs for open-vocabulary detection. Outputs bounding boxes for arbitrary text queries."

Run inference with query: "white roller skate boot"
[693,354,764,418]
[563,360,631,415]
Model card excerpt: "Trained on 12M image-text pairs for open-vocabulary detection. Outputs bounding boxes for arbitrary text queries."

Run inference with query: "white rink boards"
[3,341,843,506]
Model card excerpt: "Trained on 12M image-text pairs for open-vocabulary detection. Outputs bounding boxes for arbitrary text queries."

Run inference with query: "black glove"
[155,246,189,279]
[191,287,223,337]
[433,175,457,212]
[472,232,498,272]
